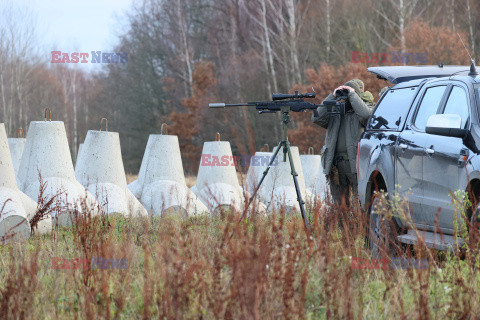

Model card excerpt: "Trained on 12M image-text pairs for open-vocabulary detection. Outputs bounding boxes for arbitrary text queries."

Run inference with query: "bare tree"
[466,0,476,58]
[450,0,456,31]
[259,0,278,93]
[325,0,332,62]
[0,1,40,134]
[285,0,302,83]
[175,0,193,96]
[374,0,424,54]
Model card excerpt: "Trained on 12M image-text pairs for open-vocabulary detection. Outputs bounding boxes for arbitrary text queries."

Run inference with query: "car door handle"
[426,148,434,155]
[458,148,470,167]
[399,143,408,150]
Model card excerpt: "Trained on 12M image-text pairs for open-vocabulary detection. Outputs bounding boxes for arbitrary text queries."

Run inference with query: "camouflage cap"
[360,91,374,104]
[351,79,364,93]
[344,80,362,96]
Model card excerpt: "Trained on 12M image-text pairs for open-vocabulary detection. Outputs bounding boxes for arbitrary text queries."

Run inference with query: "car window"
[443,86,469,128]
[368,87,417,131]
[413,85,447,130]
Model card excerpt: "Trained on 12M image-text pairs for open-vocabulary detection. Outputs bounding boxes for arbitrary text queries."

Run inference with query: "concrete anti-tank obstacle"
[0,187,31,242]
[8,128,26,186]
[1,124,51,236]
[0,124,47,241]
[76,143,84,164]
[245,144,272,196]
[191,133,266,215]
[260,145,311,213]
[8,138,25,185]
[314,158,329,201]
[128,124,208,216]
[300,147,322,194]
[191,136,242,214]
[17,109,100,226]
[75,119,147,217]
[141,180,208,218]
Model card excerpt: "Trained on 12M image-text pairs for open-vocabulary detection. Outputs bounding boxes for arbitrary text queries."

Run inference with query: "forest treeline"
[0,0,478,173]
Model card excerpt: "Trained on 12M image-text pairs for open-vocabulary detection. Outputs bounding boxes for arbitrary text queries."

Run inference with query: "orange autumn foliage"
[390,19,470,66]
[169,61,218,172]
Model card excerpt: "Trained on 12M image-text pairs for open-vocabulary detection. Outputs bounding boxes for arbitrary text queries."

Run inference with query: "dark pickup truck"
[357,65,480,252]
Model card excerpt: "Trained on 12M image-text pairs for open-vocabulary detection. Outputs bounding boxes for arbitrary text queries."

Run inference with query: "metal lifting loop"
[100,118,108,131]
[215,132,221,141]
[160,123,168,135]
[17,128,24,138]
[44,108,52,122]
[308,147,314,155]
[264,144,269,152]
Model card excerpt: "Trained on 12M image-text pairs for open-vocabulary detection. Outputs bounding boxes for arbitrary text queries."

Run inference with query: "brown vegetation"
[0,192,480,318]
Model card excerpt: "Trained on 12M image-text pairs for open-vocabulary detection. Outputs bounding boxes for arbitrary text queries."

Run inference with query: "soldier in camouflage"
[311,79,375,205]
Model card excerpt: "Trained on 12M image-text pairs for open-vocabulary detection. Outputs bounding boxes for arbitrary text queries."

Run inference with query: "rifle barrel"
[209,103,252,108]
[224,103,251,107]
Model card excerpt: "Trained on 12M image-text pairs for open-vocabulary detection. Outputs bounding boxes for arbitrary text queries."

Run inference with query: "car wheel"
[472,204,480,225]
[368,194,399,259]
[467,203,480,243]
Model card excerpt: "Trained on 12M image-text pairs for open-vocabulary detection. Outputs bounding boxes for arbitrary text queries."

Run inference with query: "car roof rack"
[368,65,471,84]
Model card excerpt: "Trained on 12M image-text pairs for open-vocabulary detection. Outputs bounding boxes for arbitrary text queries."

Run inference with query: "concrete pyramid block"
[128,179,141,199]
[8,137,26,186]
[196,182,243,215]
[245,151,272,196]
[0,124,50,239]
[261,146,308,212]
[126,188,149,217]
[314,158,329,200]
[190,140,267,215]
[300,151,321,193]
[194,141,240,190]
[76,131,127,189]
[17,121,100,226]
[132,134,187,189]
[191,141,246,213]
[128,134,209,216]
[86,182,129,215]
[75,130,147,217]
[141,180,208,217]
[0,187,31,242]
[76,143,84,164]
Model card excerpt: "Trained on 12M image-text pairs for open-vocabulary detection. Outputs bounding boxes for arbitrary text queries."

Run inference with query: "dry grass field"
[0,192,480,319]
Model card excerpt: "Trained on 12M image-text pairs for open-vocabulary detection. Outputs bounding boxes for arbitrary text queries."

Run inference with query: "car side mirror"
[425,114,467,138]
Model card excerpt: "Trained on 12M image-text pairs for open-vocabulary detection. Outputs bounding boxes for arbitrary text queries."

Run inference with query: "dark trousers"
[327,159,357,206]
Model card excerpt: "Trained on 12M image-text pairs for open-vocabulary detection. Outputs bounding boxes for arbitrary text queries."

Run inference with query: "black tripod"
[236,106,310,233]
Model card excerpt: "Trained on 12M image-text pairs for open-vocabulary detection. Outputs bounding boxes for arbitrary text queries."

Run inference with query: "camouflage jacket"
[311,91,374,175]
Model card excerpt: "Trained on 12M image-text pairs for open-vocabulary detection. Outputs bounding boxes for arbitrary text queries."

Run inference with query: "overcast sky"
[21,0,133,72]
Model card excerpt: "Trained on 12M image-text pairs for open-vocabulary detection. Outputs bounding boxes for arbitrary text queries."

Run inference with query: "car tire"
[467,203,480,243]
[368,193,399,259]
[472,204,480,225]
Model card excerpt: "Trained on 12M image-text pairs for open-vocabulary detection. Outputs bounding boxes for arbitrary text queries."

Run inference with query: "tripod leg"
[285,141,310,230]
[230,140,284,238]
[248,140,284,204]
